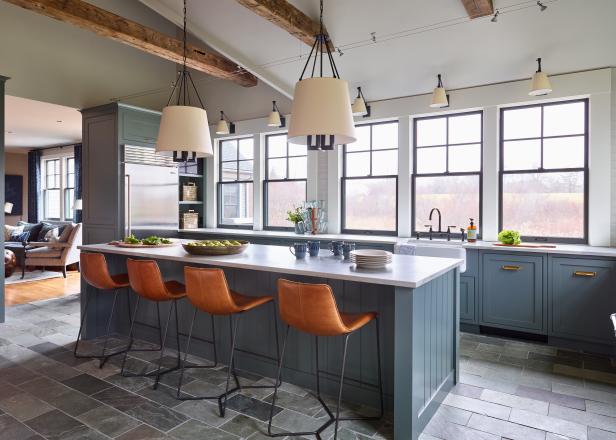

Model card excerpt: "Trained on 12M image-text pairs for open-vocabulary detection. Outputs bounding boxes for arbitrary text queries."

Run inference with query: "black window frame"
[263,133,308,231]
[217,136,255,229]
[498,98,589,244]
[412,110,484,239]
[341,120,399,236]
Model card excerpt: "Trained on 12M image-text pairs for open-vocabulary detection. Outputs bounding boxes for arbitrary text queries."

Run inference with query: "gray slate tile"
[516,384,586,410]
[0,414,44,440]
[168,419,240,439]
[77,404,142,437]
[62,373,113,395]
[116,424,170,439]
[125,401,188,432]
[509,408,588,440]
[24,409,86,440]
[467,413,546,440]
[0,393,54,422]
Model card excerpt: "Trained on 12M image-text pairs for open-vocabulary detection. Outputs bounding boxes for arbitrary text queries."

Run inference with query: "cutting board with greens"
[112,235,177,248]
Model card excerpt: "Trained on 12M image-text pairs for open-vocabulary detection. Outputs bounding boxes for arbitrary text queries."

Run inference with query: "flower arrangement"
[286,206,304,225]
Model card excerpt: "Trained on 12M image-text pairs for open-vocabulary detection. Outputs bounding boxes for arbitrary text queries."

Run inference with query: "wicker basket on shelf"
[181,210,199,229]
[182,182,198,201]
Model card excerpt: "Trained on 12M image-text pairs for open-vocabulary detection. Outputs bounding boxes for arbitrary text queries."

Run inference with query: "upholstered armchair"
[22,223,82,278]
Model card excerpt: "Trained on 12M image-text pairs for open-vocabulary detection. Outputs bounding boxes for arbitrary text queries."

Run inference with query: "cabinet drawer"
[481,253,545,333]
[120,108,160,145]
[549,257,616,344]
[460,275,477,324]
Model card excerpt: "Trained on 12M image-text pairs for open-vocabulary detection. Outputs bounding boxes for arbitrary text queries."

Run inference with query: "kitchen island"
[78,242,463,439]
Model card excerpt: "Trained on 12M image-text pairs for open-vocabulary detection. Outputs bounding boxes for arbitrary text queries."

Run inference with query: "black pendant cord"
[298,0,339,81]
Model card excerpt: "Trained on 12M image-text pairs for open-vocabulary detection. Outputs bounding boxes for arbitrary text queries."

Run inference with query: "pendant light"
[216,111,235,135]
[267,101,286,127]
[287,0,356,151]
[529,58,552,96]
[430,74,449,108]
[351,87,371,117]
[156,0,212,163]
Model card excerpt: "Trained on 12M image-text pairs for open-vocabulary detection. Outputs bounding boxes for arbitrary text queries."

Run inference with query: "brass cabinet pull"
[573,271,597,278]
[501,265,521,271]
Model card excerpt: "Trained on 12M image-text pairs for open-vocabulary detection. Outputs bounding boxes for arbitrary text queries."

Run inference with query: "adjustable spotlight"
[491,10,500,22]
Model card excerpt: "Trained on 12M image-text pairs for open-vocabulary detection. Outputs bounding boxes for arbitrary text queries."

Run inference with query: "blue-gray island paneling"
[78,243,462,439]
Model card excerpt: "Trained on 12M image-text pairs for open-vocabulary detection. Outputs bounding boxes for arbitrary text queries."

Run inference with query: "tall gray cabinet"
[81,103,161,244]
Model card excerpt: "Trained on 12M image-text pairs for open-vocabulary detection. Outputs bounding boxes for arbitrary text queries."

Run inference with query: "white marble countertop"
[396,239,616,258]
[79,242,462,289]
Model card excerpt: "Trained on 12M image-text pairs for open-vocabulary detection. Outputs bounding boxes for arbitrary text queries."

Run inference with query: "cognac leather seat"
[184,266,273,315]
[277,279,377,336]
[126,259,187,301]
[81,252,129,290]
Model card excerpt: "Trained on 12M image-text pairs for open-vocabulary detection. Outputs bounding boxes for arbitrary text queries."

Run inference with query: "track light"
[537,1,547,11]
[267,101,286,128]
[491,10,499,22]
[216,111,235,135]
[529,58,552,96]
[351,87,371,117]
[430,74,449,108]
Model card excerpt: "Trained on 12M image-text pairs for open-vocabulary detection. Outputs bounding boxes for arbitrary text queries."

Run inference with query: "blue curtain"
[27,150,41,223]
[74,144,82,223]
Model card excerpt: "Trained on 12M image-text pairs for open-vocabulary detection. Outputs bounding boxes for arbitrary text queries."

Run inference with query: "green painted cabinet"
[549,257,616,345]
[119,106,160,146]
[481,253,545,333]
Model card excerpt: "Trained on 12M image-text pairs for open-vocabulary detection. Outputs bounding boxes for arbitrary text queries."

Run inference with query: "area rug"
[5,270,64,285]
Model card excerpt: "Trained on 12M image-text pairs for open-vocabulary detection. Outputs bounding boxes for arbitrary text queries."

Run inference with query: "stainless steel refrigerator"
[124,146,179,236]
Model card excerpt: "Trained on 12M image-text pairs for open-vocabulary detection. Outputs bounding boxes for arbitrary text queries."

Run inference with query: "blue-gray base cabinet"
[82,252,459,440]
[549,256,616,349]
[460,248,616,354]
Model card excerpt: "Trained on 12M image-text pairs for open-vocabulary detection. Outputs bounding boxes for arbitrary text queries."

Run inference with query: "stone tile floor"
[2,294,616,439]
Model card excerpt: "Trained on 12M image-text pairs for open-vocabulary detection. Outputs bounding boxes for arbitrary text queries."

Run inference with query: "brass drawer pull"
[501,265,521,271]
[573,271,597,278]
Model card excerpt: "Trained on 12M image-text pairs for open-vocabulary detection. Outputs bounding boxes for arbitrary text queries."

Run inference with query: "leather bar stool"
[268,279,384,440]
[121,259,187,388]
[75,252,133,367]
[178,266,280,417]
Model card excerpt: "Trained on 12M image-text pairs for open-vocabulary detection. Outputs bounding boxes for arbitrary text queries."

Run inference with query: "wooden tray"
[109,240,178,248]
[493,243,557,249]
[182,240,249,256]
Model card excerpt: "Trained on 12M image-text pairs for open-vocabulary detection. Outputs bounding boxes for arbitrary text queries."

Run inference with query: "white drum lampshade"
[288,77,356,147]
[156,106,213,158]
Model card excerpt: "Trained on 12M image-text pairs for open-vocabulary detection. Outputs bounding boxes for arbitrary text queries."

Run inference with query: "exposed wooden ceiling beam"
[461,0,494,19]
[235,0,333,51]
[3,0,258,87]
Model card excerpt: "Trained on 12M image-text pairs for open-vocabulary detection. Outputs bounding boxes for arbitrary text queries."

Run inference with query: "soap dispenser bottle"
[467,218,477,243]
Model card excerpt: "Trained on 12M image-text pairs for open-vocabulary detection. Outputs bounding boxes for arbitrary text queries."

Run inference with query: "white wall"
[204,68,615,246]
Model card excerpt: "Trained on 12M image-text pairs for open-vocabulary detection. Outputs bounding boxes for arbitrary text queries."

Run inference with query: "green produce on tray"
[122,235,173,245]
[186,240,242,247]
[498,229,521,245]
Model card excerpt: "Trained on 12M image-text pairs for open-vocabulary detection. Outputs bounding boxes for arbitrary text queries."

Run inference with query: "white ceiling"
[143,0,616,106]
[4,95,82,152]
[1,0,615,126]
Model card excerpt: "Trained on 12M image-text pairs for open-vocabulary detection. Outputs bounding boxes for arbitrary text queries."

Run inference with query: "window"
[500,99,588,242]
[413,111,482,236]
[218,137,254,227]
[264,134,307,229]
[342,121,398,234]
[42,155,76,221]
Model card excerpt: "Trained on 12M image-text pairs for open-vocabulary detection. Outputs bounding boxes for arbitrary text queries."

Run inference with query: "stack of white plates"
[350,249,393,269]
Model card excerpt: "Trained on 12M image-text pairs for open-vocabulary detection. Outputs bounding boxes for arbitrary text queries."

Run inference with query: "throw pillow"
[4,225,23,241]
[44,227,61,243]
[17,221,43,243]
[37,222,55,241]
[58,224,74,242]
[10,230,31,243]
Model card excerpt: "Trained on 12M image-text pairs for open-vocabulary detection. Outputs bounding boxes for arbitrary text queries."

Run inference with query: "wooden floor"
[4,270,81,306]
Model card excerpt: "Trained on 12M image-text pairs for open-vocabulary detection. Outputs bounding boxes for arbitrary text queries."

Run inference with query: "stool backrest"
[277,279,347,336]
[126,259,172,301]
[184,267,239,315]
[80,252,116,290]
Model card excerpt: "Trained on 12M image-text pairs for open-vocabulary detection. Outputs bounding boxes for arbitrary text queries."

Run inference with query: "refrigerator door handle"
[125,173,131,237]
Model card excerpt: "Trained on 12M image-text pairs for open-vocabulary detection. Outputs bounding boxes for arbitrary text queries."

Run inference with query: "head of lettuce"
[498,230,521,245]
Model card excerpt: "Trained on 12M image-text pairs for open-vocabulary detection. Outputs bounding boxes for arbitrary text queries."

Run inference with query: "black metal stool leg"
[153,300,176,389]
[219,313,241,417]
[73,290,90,357]
[375,316,384,418]
[177,307,197,399]
[120,295,141,376]
[98,289,119,368]
[268,325,290,437]
[333,334,351,440]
